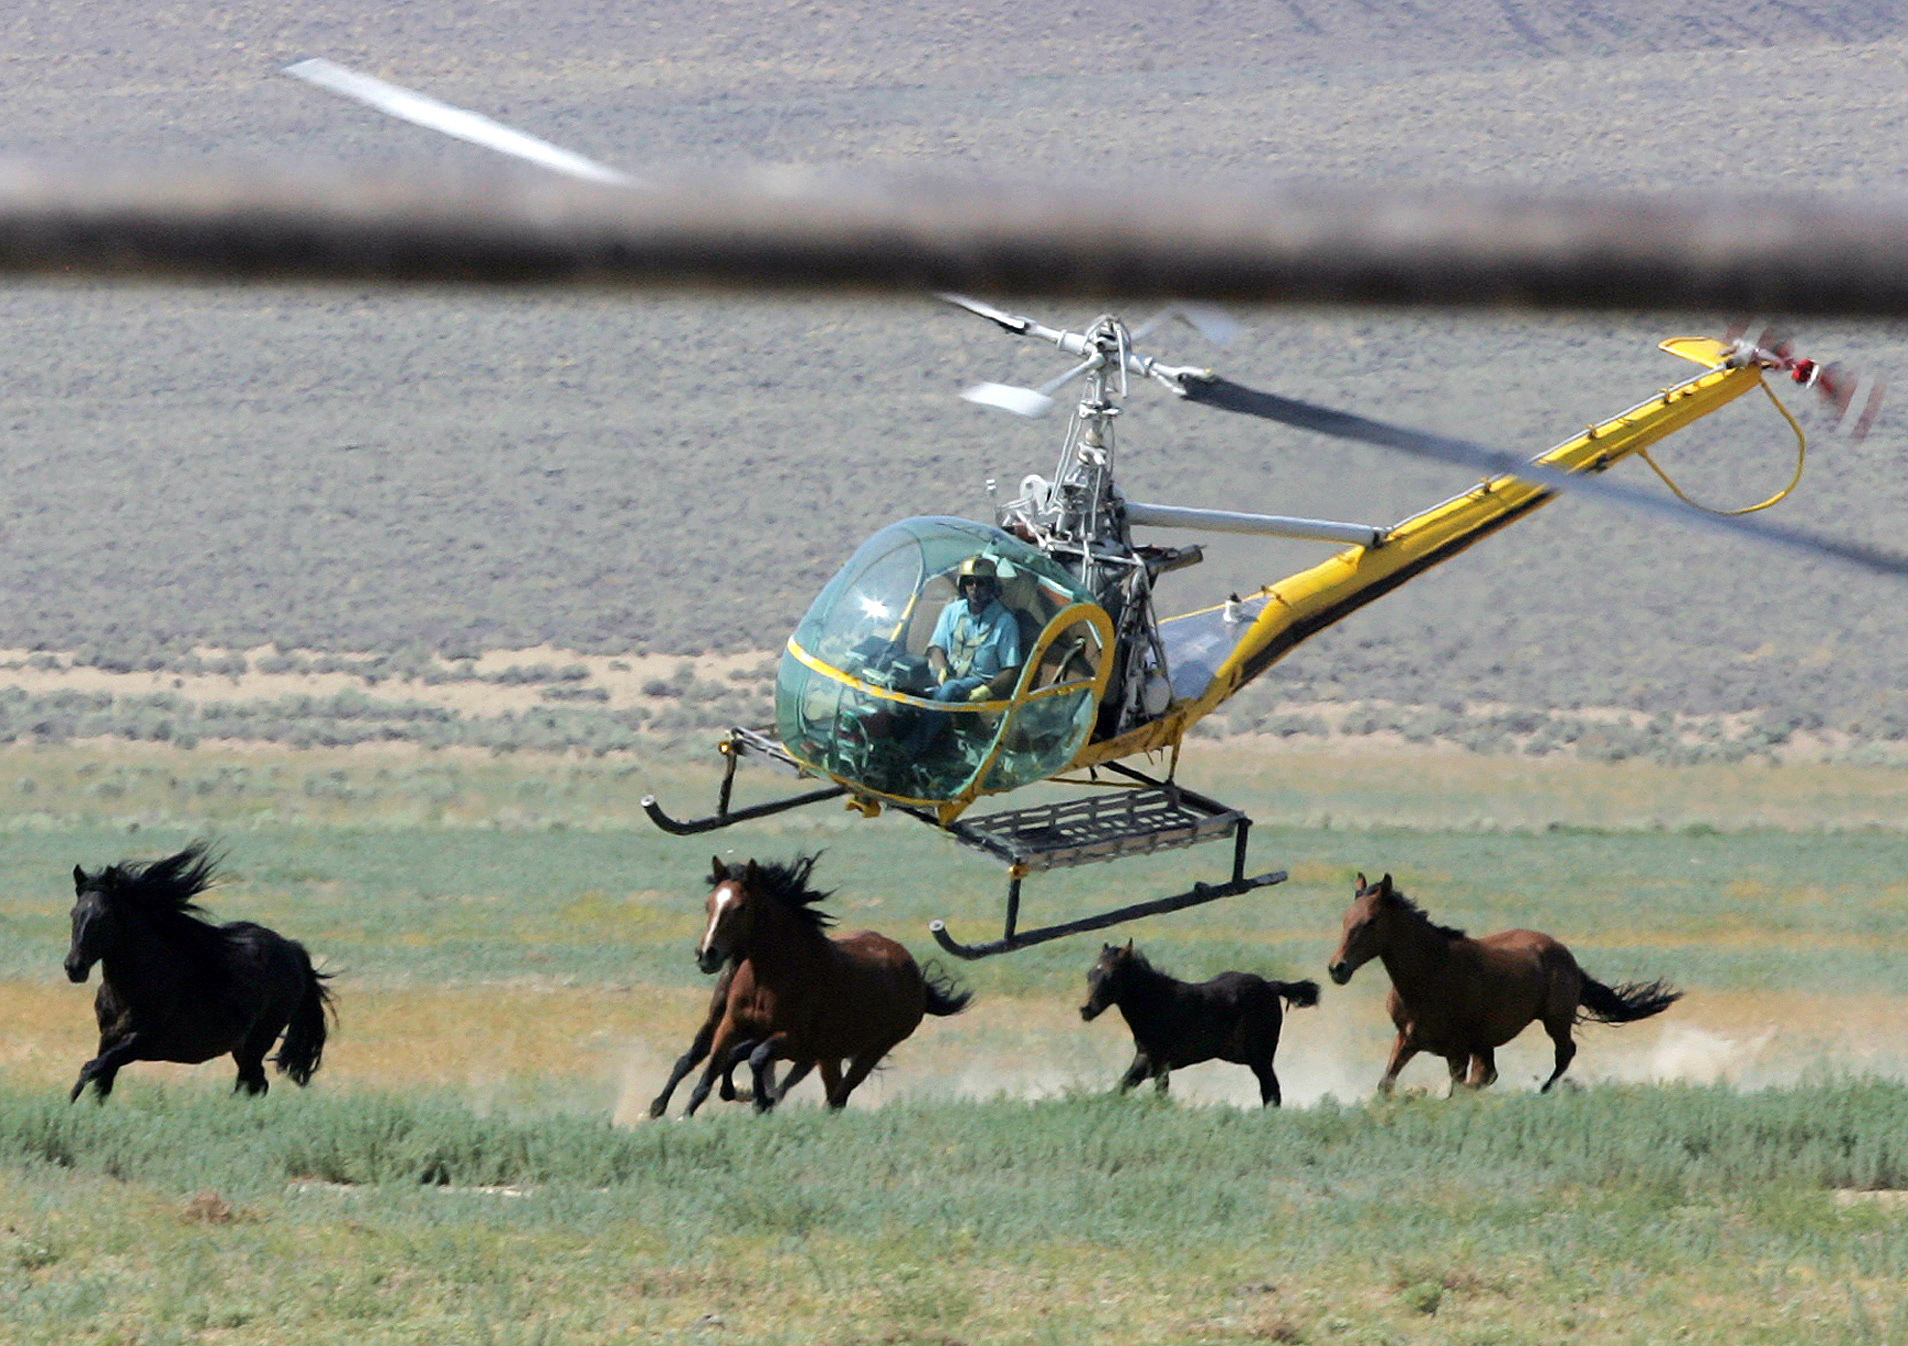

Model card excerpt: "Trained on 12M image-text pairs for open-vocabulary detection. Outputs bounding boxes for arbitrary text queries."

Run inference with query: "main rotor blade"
[1178,374,1908,580]
[285,59,640,188]
[938,292,1040,333]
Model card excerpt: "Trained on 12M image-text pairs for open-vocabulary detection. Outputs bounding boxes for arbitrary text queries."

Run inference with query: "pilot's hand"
[966,685,993,702]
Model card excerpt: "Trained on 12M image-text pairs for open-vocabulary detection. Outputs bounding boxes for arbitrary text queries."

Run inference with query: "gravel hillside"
[1,3,1905,727]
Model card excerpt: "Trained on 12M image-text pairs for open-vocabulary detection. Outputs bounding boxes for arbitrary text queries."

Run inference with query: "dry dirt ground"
[0,644,765,717]
[12,978,1904,1120]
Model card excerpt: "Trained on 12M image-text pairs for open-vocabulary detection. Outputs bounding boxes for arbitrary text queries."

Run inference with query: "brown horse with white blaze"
[1328,873,1680,1095]
[679,854,972,1114]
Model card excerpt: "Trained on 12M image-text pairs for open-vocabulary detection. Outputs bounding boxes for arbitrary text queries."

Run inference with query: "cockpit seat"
[1033,629,1094,689]
[995,563,1056,683]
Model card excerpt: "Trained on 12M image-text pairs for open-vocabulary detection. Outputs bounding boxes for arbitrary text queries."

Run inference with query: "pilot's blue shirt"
[929,597,1021,683]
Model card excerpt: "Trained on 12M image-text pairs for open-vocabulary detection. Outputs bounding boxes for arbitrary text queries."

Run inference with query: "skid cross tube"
[929,817,1286,960]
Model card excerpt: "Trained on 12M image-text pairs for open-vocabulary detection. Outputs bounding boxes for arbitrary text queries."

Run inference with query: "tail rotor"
[1725,320,1884,442]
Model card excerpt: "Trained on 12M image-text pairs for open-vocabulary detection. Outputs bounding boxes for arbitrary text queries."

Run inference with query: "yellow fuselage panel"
[1070,347,1762,769]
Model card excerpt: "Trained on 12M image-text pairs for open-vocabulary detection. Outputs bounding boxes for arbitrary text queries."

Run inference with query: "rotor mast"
[995,315,1182,732]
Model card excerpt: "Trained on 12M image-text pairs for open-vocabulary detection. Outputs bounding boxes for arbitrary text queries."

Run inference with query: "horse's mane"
[727,853,836,930]
[1389,887,1467,941]
[1103,944,1181,988]
[86,842,238,953]
[1119,945,1171,980]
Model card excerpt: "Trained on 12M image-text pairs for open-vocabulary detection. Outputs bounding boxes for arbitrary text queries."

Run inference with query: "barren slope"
[0,3,1904,725]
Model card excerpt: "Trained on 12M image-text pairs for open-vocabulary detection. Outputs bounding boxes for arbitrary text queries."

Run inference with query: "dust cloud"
[613,994,1908,1118]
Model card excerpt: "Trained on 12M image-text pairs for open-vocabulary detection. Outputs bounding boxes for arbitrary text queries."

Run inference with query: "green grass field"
[2,741,1906,1342]
[5,1083,1908,1344]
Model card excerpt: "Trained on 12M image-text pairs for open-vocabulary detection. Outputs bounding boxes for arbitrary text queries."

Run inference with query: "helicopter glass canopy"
[778,517,1110,807]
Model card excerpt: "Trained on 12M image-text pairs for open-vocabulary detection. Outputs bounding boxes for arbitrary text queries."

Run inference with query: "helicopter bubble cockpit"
[777,517,1114,811]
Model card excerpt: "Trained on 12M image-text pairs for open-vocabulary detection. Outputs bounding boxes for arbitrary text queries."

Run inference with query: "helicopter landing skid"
[640,726,847,835]
[642,731,1286,957]
[927,766,1288,959]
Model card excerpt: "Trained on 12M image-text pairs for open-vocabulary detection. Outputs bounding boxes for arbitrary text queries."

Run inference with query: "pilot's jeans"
[897,677,984,758]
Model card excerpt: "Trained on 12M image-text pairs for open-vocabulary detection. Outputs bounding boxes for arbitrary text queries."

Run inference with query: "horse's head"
[1328,872,1398,986]
[697,855,757,974]
[65,863,118,983]
[1079,940,1136,1020]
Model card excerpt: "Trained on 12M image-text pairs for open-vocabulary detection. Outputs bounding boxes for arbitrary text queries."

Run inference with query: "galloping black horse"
[1081,941,1320,1107]
[65,843,334,1102]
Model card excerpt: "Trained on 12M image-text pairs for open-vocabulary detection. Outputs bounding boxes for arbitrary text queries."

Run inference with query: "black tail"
[1276,979,1321,1010]
[922,960,974,1017]
[1578,975,1680,1025]
[275,957,335,1086]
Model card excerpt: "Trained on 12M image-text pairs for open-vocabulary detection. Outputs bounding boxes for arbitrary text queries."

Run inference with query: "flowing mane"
[1111,944,1175,985]
[724,853,835,930]
[1385,886,1467,941]
[90,842,222,916]
[85,842,238,958]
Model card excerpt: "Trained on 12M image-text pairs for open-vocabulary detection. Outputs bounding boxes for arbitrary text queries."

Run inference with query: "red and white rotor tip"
[1724,323,1884,442]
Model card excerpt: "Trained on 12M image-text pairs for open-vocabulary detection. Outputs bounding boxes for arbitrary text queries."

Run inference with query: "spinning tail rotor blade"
[1831,369,1885,442]
[1177,374,1908,580]
[285,58,641,188]
[1726,324,1884,443]
[1792,360,1885,443]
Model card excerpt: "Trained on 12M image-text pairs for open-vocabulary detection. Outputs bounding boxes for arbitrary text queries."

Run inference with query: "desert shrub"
[1260,712,1329,737]
[1,1081,1906,1204]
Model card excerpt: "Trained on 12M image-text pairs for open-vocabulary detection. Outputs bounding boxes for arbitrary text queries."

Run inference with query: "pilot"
[925,555,1022,703]
[896,555,1023,763]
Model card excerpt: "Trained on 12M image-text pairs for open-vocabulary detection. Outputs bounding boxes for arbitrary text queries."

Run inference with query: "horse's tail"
[1274,979,1321,1010]
[1577,975,1681,1025]
[275,952,336,1086]
[921,959,975,1017]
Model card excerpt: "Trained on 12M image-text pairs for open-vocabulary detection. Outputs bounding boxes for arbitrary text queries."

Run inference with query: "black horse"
[65,843,334,1102]
[1080,941,1320,1107]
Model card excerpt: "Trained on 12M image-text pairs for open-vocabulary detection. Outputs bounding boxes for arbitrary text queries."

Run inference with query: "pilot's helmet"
[957,555,1000,590]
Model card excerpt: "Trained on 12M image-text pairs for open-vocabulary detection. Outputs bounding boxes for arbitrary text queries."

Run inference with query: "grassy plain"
[0,741,1905,1341]
[5,1084,1908,1345]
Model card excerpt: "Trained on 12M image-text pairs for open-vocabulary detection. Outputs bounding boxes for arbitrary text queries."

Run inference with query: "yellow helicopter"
[638,300,1881,955]
[212,61,1889,955]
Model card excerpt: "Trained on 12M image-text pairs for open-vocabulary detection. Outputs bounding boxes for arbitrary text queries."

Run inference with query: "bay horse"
[1328,872,1680,1095]
[1080,941,1320,1107]
[65,843,334,1102]
[646,960,778,1116]
[678,854,972,1114]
